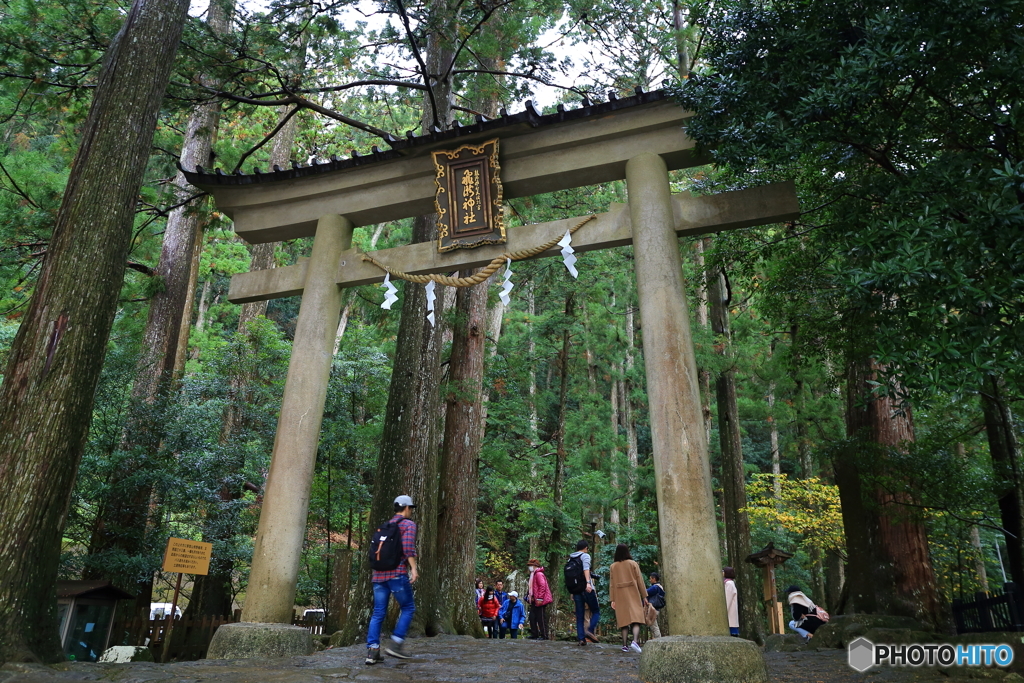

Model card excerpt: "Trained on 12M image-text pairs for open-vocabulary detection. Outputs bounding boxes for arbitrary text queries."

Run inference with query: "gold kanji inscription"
[432,138,505,253]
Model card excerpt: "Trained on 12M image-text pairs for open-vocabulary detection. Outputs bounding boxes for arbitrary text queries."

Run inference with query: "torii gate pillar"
[628,153,768,682]
[245,214,352,624]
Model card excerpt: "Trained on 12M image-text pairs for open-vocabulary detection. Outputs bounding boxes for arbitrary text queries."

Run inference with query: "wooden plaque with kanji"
[432,138,505,253]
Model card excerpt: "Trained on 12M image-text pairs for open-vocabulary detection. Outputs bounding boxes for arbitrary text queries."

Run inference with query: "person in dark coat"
[785,585,825,642]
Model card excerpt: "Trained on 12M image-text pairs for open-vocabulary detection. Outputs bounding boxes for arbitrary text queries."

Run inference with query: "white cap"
[394,494,416,508]
[509,591,519,598]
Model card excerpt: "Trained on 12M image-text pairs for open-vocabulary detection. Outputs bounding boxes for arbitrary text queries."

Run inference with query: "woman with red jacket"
[478,586,502,638]
[526,559,553,640]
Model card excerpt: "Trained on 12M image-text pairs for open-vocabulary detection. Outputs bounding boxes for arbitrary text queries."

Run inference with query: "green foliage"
[673,0,1024,400]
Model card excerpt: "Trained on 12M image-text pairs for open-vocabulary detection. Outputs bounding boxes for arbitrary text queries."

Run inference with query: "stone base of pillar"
[206,623,314,660]
[639,635,768,683]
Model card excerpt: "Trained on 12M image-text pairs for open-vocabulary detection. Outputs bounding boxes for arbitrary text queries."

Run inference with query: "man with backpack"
[365,495,419,665]
[566,539,600,646]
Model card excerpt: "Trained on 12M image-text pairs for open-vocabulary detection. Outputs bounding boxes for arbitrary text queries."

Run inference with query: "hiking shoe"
[621,645,630,652]
[577,639,587,646]
[385,639,411,659]
[630,641,642,653]
[585,630,600,643]
[365,647,383,665]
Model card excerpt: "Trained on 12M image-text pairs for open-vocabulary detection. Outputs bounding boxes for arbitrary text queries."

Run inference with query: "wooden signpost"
[160,537,212,662]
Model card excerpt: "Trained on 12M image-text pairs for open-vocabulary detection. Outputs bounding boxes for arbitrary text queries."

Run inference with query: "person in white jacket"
[723,566,740,636]
[785,585,825,642]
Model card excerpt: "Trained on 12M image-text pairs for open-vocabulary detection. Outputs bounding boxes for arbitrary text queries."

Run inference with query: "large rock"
[812,614,930,649]
[98,645,154,663]
[639,635,769,683]
[206,623,314,659]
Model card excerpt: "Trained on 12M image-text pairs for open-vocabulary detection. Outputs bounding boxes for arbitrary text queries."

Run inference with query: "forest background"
[0,0,1021,662]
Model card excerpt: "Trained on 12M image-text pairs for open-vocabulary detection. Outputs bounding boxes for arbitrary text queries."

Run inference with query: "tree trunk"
[84,0,235,615]
[693,239,713,441]
[478,294,504,435]
[189,97,299,621]
[527,284,539,442]
[339,21,454,644]
[839,357,948,630]
[981,375,1024,590]
[623,302,639,524]
[0,0,190,663]
[609,362,621,529]
[767,340,782,502]
[546,293,574,607]
[436,276,488,635]
[788,324,814,477]
[709,268,765,643]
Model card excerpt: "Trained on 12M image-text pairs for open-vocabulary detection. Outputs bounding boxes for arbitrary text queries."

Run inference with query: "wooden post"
[746,543,793,635]
[161,572,183,663]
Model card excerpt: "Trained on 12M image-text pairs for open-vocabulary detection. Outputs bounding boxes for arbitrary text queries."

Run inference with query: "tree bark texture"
[838,357,948,630]
[436,277,488,635]
[84,0,235,617]
[0,0,190,664]
[188,61,303,619]
[981,375,1024,590]
[545,293,574,609]
[340,27,454,642]
[709,269,765,643]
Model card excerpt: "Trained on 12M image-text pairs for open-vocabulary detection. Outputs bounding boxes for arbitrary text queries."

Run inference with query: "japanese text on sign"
[432,138,505,253]
[162,537,213,575]
[461,168,480,224]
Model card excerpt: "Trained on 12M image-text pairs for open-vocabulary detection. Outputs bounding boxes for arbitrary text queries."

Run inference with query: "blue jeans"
[367,575,416,647]
[573,590,600,641]
[789,620,810,639]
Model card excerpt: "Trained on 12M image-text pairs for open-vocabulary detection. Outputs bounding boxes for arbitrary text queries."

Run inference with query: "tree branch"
[392,0,439,130]
[0,161,40,209]
[232,104,304,173]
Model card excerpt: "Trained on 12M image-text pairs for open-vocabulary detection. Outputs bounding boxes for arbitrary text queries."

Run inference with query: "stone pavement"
[1,636,1019,682]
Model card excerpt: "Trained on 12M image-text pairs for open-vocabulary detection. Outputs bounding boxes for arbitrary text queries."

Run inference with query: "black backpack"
[649,586,666,610]
[368,520,403,571]
[564,554,587,594]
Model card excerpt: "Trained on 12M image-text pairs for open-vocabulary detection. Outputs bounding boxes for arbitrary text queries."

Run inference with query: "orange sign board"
[161,537,213,575]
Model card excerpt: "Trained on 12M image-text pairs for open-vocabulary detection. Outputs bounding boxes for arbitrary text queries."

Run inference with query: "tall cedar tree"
[837,357,947,630]
[0,0,190,663]
[709,269,766,641]
[84,0,236,615]
[340,5,456,643]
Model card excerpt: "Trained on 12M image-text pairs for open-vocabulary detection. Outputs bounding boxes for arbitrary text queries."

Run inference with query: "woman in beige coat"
[609,543,648,653]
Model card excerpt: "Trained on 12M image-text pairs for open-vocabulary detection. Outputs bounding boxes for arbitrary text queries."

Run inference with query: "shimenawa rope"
[360,215,596,288]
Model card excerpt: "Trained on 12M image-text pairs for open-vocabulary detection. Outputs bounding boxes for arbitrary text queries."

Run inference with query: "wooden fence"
[292,612,326,635]
[952,583,1024,634]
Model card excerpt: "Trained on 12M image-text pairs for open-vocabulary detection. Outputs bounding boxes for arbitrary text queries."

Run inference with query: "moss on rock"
[206,623,313,660]
[639,635,768,683]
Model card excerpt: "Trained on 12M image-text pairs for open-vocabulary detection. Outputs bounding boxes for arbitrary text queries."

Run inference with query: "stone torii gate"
[187,89,797,680]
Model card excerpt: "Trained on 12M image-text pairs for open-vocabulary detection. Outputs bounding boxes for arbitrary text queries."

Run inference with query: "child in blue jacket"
[499,591,527,639]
